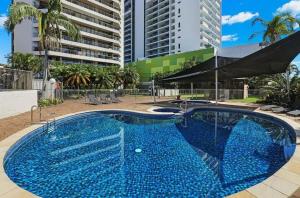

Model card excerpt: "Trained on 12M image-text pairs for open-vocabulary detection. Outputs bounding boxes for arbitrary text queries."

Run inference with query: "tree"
[250,13,300,44]
[153,72,166,88]
[123,67,140,89]
[5,0,80,94]
[94,69,112,89]
[264,64,299,107]
[110,67,123,89]
[66,65,90,88]
[7,53,42,73]
[50,61,70,82]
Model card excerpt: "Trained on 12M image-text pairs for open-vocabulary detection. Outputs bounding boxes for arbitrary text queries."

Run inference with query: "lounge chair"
[99,94,111,104]
[219,95,226,102]
[287,110,300,117]
[87,95,104,105]
[110,93,121,103]
[272,107,289,113]
[260,105,278,111]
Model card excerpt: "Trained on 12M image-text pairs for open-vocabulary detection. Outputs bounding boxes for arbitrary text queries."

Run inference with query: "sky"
[0,0,299,65]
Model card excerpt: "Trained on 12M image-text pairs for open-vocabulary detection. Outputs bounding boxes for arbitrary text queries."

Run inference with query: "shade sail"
[163,31,300,82]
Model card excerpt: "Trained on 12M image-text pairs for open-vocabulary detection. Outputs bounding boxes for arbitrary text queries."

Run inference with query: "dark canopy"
[163,31,300,82]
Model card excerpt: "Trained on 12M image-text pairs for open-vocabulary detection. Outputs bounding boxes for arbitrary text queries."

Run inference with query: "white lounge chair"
[87,95,102,105]
[272,107,289,113]
[287,110,300,117]
[260,105,278,111]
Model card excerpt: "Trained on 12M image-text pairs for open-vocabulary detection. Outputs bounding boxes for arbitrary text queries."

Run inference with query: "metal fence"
[0,67,33,90]
[56,88,265,101]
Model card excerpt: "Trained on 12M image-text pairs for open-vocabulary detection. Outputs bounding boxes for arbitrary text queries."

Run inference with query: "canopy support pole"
[191,82,194,98]
[286,68,290,103]
[152,79,156,104]
[215,48,218,105]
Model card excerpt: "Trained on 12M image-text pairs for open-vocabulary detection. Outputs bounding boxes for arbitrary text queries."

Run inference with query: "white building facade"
[124,0,221,63]
[13,0,123,68]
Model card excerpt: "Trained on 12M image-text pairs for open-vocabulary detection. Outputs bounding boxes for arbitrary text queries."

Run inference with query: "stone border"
[0,108,299,198]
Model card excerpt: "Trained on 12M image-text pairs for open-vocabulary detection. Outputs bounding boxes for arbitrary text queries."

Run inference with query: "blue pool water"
[4,109,296,197]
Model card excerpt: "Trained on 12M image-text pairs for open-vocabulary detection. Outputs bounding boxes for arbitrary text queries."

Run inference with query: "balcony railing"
[63,8,120,31]
[78,25,120,41]
[94,0,121,11]
[34,47,120,62]
[65,0,121,20]
[62,35,120,51]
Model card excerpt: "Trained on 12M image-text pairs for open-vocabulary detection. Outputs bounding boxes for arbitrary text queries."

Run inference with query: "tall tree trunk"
[42,49,49,98]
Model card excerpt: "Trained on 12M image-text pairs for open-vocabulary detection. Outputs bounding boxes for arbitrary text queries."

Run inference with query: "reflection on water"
[176,110,296,195]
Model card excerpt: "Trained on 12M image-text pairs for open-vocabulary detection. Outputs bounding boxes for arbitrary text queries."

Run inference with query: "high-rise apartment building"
[13,0,123,67]
[124,0,221,63]
[124,0,145,64]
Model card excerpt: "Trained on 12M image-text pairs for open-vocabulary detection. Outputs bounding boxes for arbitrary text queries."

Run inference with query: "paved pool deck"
[0,98,299,197]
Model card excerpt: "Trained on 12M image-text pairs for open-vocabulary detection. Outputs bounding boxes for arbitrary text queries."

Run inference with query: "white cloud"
[222,34,239,42]
[276,0,300,17]
[222,12,259,25]
[0,14,7,28]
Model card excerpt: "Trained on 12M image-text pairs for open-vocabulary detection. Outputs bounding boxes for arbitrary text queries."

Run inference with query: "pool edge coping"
[0,108,299,198]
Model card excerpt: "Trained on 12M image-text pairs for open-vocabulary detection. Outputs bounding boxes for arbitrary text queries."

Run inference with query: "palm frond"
[57,15,81,40]
[251,17,267,26]
[48,0,62,13]
[5,2,41,31]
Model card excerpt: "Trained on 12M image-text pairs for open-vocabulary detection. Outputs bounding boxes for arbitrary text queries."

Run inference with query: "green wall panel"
[126,48,214,82]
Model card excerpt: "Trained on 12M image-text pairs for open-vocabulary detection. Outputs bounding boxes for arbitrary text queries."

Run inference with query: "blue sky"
[0,0,299,65]
[0,0,11,64]
[222,0,300,65]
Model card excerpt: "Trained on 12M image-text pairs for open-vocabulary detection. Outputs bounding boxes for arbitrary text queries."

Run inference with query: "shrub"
[38,99,63,107]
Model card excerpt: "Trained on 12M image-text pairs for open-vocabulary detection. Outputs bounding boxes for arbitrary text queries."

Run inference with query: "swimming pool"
[4,108,296,197]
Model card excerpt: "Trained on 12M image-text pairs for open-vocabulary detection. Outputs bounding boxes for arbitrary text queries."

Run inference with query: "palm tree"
[110,67,124,89]
[250,13,300,44]
[94,69,113,89]
[66,66,90,89]
[123,67,140,89]
[264,64,299,106]
[7,52,42,73]
[5,0,80,94]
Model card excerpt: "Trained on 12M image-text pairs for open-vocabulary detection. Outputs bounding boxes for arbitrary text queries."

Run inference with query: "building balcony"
[63,11,121,34]
[78,26,121,45]
[90,0,121,12]
[61,36,121,53]
[33,48,121,65]
[63,0,121,22]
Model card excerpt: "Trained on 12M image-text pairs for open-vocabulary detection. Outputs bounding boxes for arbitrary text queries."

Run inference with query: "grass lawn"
[229,96,261,103]
[180,94,206,100]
